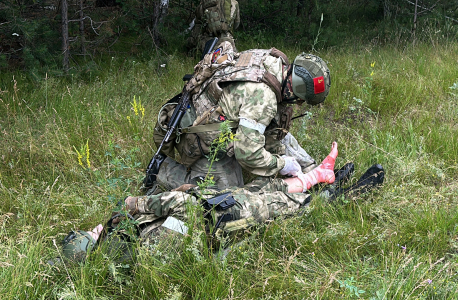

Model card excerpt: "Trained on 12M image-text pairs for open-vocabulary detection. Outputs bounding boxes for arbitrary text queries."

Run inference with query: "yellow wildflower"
[131,95,139,116]
[140,105,145,119]
[85,140,90,168]
[74,146,83,166]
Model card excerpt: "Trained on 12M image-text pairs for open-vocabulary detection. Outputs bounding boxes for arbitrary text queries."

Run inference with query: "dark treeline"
[1,0,457,73]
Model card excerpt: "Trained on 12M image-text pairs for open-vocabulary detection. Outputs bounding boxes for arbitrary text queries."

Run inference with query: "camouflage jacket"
[188,47,290,176]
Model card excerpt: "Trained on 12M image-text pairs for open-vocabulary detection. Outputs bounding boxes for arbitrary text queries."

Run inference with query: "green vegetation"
[2,0,458,73]
[1,31,458,299]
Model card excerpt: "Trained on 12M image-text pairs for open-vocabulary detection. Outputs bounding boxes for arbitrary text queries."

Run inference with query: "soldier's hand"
[279,155,302,177]
[125,196,139,215]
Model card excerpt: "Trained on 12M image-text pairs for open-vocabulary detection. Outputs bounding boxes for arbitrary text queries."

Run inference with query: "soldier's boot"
[298,142,338,192]
[334,162,355,187]
[326,164,385,202]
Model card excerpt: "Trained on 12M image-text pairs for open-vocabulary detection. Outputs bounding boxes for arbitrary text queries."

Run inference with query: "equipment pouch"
[213,216,257,240]
[153,95,182,157]
[277,106,293,140]
[204,0,230,36]
[203,192,236,211]
[180,104,197,130]
[175,132,210,167]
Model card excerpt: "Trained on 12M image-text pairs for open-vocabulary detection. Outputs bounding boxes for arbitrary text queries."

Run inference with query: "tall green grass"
[1,38,458,299]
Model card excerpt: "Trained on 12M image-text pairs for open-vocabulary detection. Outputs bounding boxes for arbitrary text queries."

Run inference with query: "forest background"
[1,0,458,299]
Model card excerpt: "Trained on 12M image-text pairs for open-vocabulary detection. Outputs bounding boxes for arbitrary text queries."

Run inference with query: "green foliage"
[197,121,237,190]
[2,32,458,298]
[2,0,458,74]
[1,14,61,72]
[0,54,7,69]
[337,277,366,298]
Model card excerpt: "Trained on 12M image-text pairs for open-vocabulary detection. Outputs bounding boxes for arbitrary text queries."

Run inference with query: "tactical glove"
[281,133,317,173]
[279,155,302,176]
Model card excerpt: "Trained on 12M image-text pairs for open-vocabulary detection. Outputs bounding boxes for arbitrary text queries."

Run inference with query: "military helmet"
[291,53,331,105]
[62,230,96,262]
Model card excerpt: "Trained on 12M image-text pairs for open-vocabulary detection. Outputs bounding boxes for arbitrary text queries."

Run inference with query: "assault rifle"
[143,37,219,189]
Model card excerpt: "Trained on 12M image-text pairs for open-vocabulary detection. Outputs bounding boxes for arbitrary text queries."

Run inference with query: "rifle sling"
[180,121,239,134]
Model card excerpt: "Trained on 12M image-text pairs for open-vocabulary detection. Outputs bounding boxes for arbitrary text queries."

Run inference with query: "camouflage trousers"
[136,176,310,242]
[149,155,244,194]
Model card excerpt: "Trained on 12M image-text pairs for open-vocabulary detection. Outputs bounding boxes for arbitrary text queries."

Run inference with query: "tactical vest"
[181,47,290,166]
[192,47,289,116]
[154,46,291,167]
[196,0,240,37]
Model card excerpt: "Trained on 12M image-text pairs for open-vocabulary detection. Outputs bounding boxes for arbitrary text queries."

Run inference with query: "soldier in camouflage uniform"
[61,142,345,261]
[131,141,336,242]
[61,144,385,262]
[151,41,331,192]
[187,0,240,53]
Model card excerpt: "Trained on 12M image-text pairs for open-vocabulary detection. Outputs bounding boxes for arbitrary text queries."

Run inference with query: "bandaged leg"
[285,142,338,193]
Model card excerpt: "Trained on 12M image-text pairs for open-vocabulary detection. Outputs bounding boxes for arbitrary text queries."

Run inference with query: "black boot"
[325,164,385,202]
[316,162,354,200]
[334,162,355,187]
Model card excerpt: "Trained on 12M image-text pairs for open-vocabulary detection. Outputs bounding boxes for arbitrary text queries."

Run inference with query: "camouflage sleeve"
[234,126,285,176]
[219,81,286,176]
[136,191,199,221]
[264,130,285,155]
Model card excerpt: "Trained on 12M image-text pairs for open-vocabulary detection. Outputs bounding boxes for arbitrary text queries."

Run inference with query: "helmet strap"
[281,65,293,99]
[281,66,299,103]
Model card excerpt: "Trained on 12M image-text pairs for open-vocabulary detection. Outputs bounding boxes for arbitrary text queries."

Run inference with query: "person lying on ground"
[60,142,384,262]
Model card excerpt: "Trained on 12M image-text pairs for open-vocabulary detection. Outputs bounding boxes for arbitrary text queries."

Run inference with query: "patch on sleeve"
[212,48,222,64]
[313,76,325,94]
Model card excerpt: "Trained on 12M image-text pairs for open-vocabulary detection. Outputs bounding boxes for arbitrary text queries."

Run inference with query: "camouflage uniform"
[136,176,310,242]
[153,44,316,192]
[187,0,240,53]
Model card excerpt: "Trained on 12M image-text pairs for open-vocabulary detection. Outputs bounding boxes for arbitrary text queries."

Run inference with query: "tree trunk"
[151,0,169,46]
[79,0,86,57]
[62,0,69,72]
[159,0,169,24]
[412,0,418,45]
[297,0,304,17]
[383,0,391,19]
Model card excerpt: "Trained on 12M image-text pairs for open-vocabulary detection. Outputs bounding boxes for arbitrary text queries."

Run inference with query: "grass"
[1,35,458,299]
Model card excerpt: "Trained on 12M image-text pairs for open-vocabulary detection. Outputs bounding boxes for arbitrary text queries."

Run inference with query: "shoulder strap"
[261,71,283,103]
[260,48,289,103]
[181,120,239,134]
[270,47,290,65]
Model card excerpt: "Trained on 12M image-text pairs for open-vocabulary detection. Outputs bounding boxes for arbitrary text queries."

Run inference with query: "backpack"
[196,0,240,36]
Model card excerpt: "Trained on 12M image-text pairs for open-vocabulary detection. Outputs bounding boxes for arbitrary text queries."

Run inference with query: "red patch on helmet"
[313,76,325,94]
